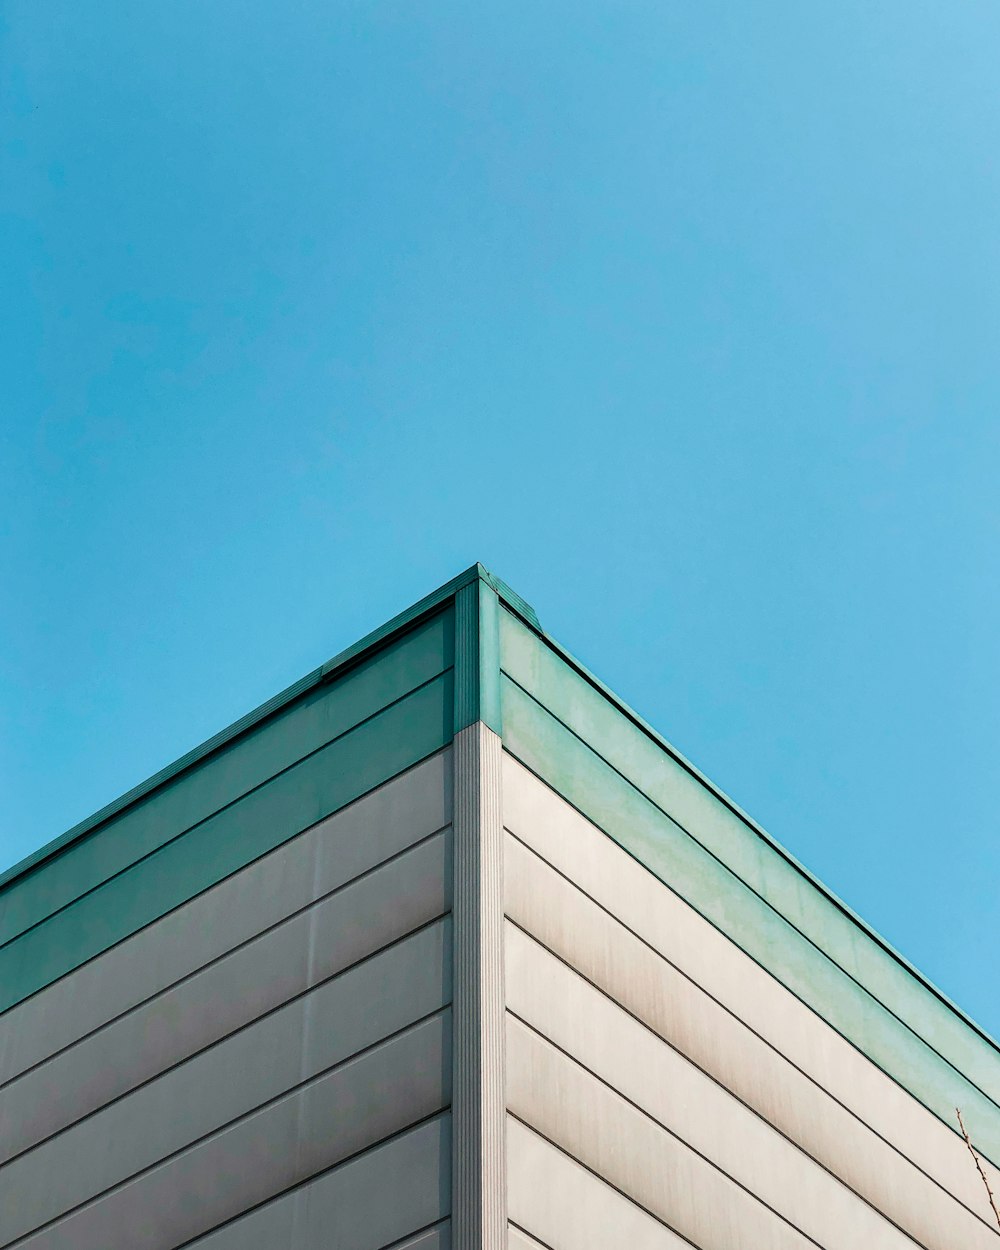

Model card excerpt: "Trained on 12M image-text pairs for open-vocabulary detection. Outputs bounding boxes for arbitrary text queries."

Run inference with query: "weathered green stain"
[0,673,453,1014]
[0,611,454,951]
[499,608,1000,1107]
[499,630,1000,1162]
[453,582,480,733]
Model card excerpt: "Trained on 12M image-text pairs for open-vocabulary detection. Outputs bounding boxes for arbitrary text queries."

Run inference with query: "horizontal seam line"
[502,673,1000,1095]
[505,1112,703,1250]
[498,698,1000,1132]
[0,820,452,1092]
[504,929,937,1250]
[0,729,452,1018]
[504,825,999,1231]
[3,1007,453,1247]
[174,1130,453,1250]
[0,667,453,955]
[0,595,463,894]
[507,1014,826,1250]
[0,916,453,1168]
[498,619,1000,1057]
[506,1218,559,1250]
[376,1216,452,1250]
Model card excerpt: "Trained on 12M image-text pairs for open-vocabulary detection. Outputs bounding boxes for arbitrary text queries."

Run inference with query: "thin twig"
[957,1107,1000,1233]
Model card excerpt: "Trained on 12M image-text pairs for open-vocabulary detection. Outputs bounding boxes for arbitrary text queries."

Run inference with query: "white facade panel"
[507,1117,688,1250]
[506,1014,814,1250]
[502,751,1000,1235]
[506,922,926,1249]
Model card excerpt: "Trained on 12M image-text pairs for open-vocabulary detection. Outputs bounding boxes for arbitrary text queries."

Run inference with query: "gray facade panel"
[393,1230,452,1250]
[1,925,451,1244]
[13,1010,451,1250]
[188,1116,451,1250]
[0,751,452,1086]
[1,831,450,1163]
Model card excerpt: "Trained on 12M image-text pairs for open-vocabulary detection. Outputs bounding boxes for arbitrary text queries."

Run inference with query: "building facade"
[1,564,998,1249]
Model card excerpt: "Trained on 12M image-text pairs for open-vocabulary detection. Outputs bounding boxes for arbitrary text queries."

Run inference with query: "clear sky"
[2,3,998,1036]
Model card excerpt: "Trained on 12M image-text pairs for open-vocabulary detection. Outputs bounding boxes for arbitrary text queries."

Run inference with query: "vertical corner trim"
[452,721,506,1250]
[454,577,502,737]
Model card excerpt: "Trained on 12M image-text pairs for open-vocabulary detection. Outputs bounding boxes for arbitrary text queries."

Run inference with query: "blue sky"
[2,3,998,1035]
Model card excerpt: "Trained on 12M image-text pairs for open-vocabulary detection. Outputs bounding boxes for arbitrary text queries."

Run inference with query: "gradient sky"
[2,3,998,1036]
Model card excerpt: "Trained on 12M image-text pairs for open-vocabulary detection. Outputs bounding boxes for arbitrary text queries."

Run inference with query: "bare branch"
[957,1107,1000,1234]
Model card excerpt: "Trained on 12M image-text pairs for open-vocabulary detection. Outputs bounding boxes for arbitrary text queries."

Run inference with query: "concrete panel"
[13,1010,451,1250]
[506,1016,813,1250]
[507,1118,689,1250]
[188,1115,451,1250]
[0,749,451,1085]
[1,831,450,1163]
[1,923,451,1244]
[506,925,966,1250]
[502,751,1000,1221]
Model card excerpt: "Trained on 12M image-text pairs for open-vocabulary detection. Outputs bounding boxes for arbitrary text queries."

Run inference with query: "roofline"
[509,606,1000,1061]
[0,563,537,895]
[4,561,995,1061]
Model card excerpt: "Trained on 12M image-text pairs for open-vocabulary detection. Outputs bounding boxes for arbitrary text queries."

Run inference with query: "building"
[1,563,998,1250]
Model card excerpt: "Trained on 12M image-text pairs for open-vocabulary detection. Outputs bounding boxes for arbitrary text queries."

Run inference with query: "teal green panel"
[500,608,1000,1115]
[453,582,480,732]
[453,579,502,737]
[0,673,453,1015]
[501,675,1000,1163]
[0,611,453,950]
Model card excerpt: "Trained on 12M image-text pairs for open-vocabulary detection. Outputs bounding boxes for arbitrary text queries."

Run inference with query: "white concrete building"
[1,565,998,1249]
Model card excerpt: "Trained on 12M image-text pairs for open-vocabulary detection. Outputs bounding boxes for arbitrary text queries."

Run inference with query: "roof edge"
[1,563,537,895]
[505,605,1000,1063]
